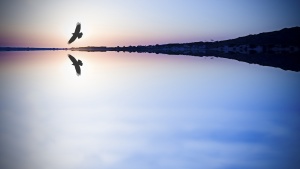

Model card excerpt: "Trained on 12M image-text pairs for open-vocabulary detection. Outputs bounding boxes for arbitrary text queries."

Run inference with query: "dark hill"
[210,27,300,47]
[181,27,300,47]
[71,27,300,71]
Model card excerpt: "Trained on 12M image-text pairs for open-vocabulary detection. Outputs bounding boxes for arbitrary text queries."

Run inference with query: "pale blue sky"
[0,0,300,47]
[1,1,300,169]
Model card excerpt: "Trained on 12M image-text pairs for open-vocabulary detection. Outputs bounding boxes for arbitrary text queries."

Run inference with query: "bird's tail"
[78,32,83,38]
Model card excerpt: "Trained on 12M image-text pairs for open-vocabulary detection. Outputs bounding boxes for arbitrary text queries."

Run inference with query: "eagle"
[68,54,83,76]
[68,22,83,44]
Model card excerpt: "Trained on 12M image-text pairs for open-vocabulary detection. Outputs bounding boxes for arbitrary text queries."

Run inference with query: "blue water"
[0,51,299,169]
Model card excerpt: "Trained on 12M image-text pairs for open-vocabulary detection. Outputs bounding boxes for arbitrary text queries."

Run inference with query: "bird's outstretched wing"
[78,60,83,66]
[68,35,77,44]
[68,54,77,64]
[74,65,81,75]
[74,22,81,33]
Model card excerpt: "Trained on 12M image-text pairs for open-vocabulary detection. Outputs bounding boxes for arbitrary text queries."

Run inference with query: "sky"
[1,1,300,168]
[0,0,300,47]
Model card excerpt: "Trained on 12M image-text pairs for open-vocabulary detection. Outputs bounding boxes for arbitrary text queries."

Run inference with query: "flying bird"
[68,54,83,76]
[68,22,83,44]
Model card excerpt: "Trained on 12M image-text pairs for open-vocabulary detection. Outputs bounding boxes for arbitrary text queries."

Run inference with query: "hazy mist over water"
[0,51,300,169]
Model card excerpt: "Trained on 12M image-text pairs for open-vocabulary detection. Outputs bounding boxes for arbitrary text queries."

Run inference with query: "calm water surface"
[0,51,300,169]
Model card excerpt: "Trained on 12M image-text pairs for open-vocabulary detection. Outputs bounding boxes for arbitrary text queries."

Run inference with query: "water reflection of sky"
[0,51,300,169]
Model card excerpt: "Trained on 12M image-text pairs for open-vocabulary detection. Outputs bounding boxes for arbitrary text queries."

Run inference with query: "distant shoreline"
[1,27,299,72]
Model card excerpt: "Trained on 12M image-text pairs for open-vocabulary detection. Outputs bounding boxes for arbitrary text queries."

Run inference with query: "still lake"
[0,51,300,169]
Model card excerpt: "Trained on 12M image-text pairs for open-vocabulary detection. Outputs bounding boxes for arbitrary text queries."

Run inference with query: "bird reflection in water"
[68,54,83,76]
